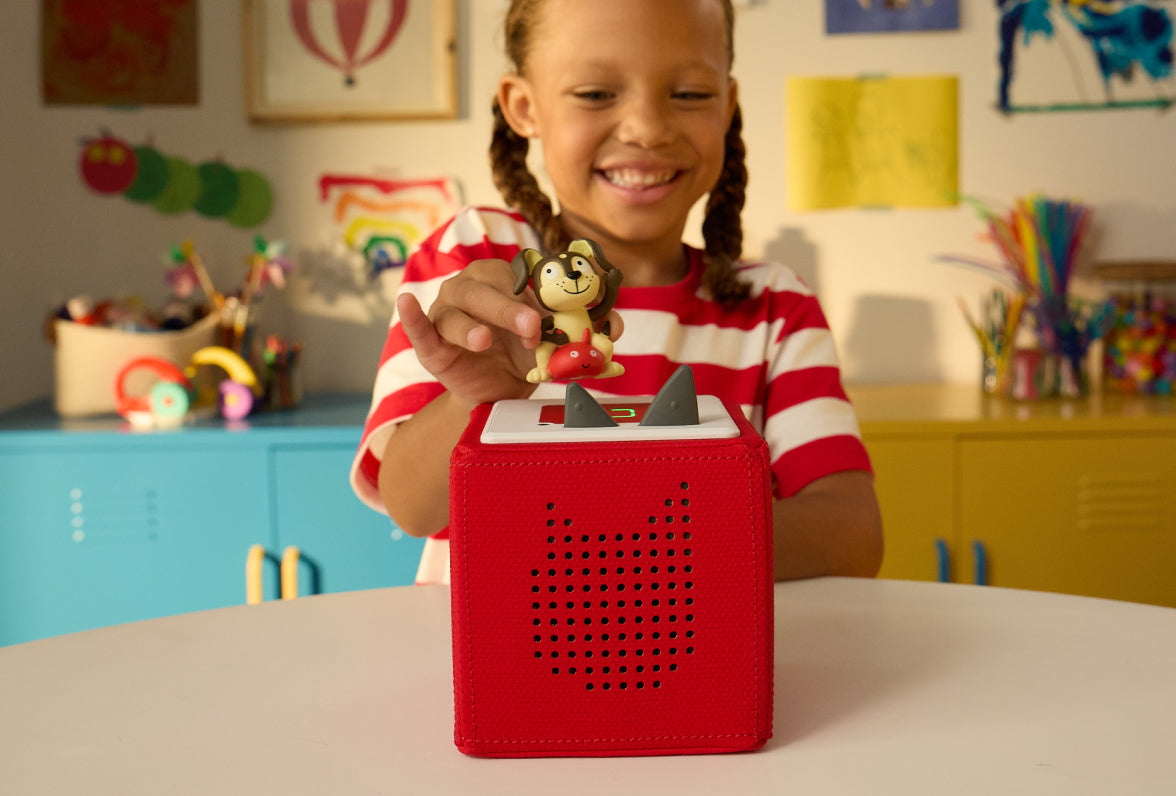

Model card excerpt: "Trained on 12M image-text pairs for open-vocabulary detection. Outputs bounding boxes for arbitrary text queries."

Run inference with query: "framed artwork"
[244,0,457,123]
[825,0,959,35]
[996,0,1174,113]
[41,0,199,105]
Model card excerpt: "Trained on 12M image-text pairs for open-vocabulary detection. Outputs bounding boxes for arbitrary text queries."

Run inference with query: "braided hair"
[490,0,750,306]
[490,98,566,255]
[700,103,750,306]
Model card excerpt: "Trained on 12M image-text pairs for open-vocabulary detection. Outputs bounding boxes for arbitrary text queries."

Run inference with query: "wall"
[2,1,1174,413]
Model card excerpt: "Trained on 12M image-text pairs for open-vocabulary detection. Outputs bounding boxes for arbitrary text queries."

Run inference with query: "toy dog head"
[511,239,622,318]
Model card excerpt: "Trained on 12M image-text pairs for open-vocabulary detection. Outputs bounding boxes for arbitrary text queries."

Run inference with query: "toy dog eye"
[570,256,590,270]
[543,265,558,278]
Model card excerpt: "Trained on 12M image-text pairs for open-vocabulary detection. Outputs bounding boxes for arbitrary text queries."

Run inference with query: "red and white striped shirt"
[351,207,871,584]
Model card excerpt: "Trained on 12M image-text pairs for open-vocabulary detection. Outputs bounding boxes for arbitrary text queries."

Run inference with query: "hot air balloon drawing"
[245,0,455,121]
[288,0,409,87]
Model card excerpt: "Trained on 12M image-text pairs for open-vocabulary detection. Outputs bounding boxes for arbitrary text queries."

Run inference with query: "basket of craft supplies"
[51,300,219,418]
[48,236,297,418]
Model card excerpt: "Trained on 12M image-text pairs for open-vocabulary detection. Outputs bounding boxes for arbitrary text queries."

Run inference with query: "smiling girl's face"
[498,0,737,281]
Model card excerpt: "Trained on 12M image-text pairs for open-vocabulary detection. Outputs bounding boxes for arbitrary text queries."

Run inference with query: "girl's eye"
[673,91,713,102]
[573,90,614,102]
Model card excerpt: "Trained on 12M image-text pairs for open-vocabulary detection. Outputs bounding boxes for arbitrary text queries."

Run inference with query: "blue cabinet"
[270,445,422,596]
[0,395,423,646]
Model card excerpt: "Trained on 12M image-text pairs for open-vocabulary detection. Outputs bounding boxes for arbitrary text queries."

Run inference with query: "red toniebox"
[448,371,774,757]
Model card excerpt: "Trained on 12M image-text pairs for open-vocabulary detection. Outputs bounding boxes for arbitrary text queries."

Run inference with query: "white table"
[2,578,1174,794]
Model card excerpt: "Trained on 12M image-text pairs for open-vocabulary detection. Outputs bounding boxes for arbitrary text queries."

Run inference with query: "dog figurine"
[511,239,625,384]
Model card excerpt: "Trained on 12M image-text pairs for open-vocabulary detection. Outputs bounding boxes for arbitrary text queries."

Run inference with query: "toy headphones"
[186,346,262,421]
[114,356,193,428]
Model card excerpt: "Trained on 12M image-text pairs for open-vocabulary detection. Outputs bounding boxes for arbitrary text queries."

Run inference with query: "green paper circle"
[226,169,273,228]
[122,146,169,203]
[193,161,240,218]
[152,157,200,215]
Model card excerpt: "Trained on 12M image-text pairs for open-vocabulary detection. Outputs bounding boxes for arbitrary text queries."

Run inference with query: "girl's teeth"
[604,169,675,188]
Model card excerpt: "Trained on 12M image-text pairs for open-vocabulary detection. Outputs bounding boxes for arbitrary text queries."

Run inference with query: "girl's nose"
[616,96,674,148]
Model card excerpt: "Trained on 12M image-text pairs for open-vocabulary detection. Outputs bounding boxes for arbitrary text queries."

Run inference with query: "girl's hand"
[398,257,625,407]
[396,258,541,406]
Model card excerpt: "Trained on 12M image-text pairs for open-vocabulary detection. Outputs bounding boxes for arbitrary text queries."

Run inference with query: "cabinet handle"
[281,546,301,600]
[245,544,266,605]
[934,538,950,583]
[972,540,989,587]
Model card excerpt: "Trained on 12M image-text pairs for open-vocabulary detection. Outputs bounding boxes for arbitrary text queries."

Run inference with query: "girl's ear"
[498,74,539,139]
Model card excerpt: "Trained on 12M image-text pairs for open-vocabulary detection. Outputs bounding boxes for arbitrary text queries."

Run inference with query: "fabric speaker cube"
[449,394,774,757]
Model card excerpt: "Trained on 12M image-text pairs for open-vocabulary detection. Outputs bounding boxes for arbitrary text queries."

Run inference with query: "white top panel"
[479,394,740,444]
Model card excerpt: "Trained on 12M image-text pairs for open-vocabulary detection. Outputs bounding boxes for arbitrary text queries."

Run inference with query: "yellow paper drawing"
[786,75,958,210]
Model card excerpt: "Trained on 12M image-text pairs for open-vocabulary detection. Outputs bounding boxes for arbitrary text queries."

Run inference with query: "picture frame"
[243,0,456,123]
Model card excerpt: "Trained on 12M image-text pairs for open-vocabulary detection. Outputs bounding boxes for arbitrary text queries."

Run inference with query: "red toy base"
[449,398,774,757]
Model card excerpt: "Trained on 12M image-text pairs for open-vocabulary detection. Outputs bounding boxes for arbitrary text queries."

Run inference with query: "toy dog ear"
[567,239,614,273]
[511,248,545,295]
[579,237,623,321]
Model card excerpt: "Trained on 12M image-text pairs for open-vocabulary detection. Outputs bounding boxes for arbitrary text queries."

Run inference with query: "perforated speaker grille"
[530,483,696,692]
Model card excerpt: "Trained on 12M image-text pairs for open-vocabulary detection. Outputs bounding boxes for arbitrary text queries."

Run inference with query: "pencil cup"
[1057,355,1088,399]
[260,336,303,411]
[1007,348,1059,401]
[981,354,1010,396]
[216,297,262,363]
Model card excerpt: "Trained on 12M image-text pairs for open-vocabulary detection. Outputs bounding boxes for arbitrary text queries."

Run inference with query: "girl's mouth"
[601,168,680,190]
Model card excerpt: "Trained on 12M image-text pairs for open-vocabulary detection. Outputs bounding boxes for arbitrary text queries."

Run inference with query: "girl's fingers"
[396,293,451,361]
[433,277,540,350]
[600,309,624,341]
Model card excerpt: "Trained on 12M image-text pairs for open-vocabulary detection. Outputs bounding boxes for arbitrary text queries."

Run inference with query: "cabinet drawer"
[271,446,424,592]
[0,448,269,644]
[958,435,1176,606]
[865,436,955,582]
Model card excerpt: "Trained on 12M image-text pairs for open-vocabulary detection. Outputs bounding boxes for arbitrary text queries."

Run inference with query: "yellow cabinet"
[864,436,954,582]
[848,384,1176,607]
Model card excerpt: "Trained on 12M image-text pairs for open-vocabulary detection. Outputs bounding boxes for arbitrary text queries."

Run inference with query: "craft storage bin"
[1095,261,1176,396]
[52,313,219,418]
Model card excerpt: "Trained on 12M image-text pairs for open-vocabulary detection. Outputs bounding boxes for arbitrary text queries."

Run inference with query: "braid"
[701,103,750,307]
[489,98,566,254]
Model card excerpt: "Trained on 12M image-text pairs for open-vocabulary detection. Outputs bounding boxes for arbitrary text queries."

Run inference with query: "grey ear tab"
[564,382,618,428]
[639,366,700,427]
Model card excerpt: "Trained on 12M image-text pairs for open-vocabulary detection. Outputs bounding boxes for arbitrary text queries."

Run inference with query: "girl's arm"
[377,259,539,536]
[378,389,475,537]
[771,470,884,580]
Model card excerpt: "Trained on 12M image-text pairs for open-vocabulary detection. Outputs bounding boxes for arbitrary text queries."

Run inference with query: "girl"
[351,0,883,585]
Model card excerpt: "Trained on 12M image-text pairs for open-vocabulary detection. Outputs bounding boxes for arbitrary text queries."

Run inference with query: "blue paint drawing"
[997,0,1174,112]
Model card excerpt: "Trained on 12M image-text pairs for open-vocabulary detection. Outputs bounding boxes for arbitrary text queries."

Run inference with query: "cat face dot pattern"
[530,481,696,693]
